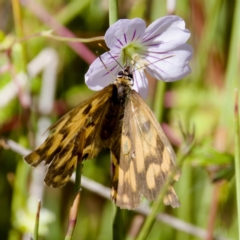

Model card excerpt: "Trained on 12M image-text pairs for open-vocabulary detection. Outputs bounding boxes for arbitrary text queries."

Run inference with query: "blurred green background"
[0,0,239,239]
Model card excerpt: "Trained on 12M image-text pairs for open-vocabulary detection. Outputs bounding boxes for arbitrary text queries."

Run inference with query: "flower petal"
[145,44,193,82]
[142,15,191,52]
[85,51,122,90]
[105,18,146,49]
[133,69,149,99]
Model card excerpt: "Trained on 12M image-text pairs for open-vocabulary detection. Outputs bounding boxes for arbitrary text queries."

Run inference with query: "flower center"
[121,42,146,65]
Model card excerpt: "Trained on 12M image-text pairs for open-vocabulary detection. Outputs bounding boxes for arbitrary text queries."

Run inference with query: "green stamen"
[121,42,145,64]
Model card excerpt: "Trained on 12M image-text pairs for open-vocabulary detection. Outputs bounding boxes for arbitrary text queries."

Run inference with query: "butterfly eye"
[117,70,124,78]
[128,73,133,80]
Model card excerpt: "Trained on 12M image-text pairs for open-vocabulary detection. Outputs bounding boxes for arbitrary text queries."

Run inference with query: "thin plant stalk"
[11,0,28,69]
[234,89,240,240]
[107,1,123,239]
[33,200,41,240]
[65,128,86,240]
[153,81,166,122]
[113,206,124,240]
[223,0,240,127]
[74,128,86,193]
[64,192,81,240]
[109,0,118,25]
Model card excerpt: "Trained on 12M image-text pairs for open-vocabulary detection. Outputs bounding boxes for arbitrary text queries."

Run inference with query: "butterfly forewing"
[25,85,114,187]
[111,90,180,209]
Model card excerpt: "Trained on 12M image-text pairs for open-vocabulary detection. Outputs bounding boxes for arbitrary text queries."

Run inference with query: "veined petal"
[105,18,146,49]
[145,44,193,82]
[142,16,190,52]
[85,51,122,90]
[85,16,193,96]
[133,69,148,99]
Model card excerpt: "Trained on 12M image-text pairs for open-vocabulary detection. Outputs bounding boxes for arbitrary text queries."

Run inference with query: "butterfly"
[24,66,180,209]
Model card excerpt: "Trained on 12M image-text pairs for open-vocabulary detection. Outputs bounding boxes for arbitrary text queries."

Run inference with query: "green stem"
[234,89,240,240]
[153,81,166,122]
[33,200,41,240]
[74,128,86,194]
[74,160,82,194]
[11,0,28,70]
[113,206,123,240]
[223,0,240,126]
[55,0,90,25]
[64,192,81,240]
[109,0,118,25]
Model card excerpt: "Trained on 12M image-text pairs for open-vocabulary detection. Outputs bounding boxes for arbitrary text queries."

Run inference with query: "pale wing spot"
[146,126,158,148]
[46,134,63,155]
[111,188,117,199]
[85,125,95,138]
[118,167,124,187]
[146,170,155,189]
[67,156,78,170]
[163,186,180,208]
[138,114,157,147]
[146,163,161,189]
[56,145,75,168]
[83,145,99,159]
[62,125,82,144]
[173,171,181,181]
[71,109,86,122]
[123,163,137,192]
[64,175,71,182]
[111,153,118,166]
[161,147,171,174]
[26,152,40,164]
[134,132,145,173]
[142,142,152,158]
[123,194,130,203]
[54,117,69,132]
[55,175,70,187]
[152,163,161,175]
[161,147,180,181]
[122,135,131,154]
[129,161,137,191]
[124,170,130,187]
[113,164,119,182]
[53,175,62,184]
[130,101,145,172]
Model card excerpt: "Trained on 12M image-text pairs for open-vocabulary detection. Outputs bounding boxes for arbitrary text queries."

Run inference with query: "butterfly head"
[117,66,134,87]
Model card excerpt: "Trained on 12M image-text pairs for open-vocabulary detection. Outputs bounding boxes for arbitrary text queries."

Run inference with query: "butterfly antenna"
[98,43,124,70]
[98,43,173,74]
[97,51,117,79]
[132,55,174,73]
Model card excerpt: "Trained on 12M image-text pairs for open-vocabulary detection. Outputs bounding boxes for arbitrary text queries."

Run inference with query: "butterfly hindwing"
[24,85,114,187]
[111,90,180,209]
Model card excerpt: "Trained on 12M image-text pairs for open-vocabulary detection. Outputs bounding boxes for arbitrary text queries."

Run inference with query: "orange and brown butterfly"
[24,66,180,209]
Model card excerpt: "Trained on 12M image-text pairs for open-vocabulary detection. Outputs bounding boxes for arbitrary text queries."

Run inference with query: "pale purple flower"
[85,16,193,99]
